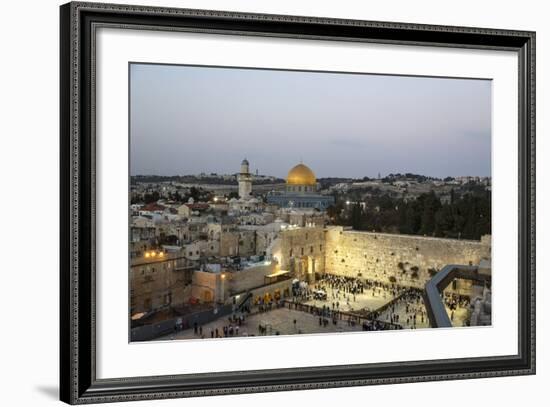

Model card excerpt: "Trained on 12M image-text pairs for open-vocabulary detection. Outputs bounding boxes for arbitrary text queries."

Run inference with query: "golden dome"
[287,163,316,186]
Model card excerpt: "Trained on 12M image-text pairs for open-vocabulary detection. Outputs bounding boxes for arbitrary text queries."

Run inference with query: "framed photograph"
[60,1,535,404]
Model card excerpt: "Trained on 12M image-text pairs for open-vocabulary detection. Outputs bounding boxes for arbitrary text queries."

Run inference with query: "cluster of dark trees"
[381,173,442,183]
[329,189,491,240]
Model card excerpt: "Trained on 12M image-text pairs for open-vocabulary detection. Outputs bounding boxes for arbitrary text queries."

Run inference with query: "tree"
[336,188,490,240]
[188,187,201,201]
[419,191,441,236]
[401,205,420,235]
[143,191,160,204]
[326,205,338,220]
[349,203,363,230]
[434,205,453,237]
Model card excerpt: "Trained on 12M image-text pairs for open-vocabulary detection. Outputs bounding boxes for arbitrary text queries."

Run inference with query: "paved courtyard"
[303,284,394,313]
[156,306,364,341]
[377,299,430,329]
[154,273,475,341]
[376,297,470,329]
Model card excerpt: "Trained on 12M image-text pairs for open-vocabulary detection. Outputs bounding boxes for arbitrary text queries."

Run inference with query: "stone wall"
[324,226,491,289]
[278,227,326,281]
[191,271,222,303]
[254,230,279,256]
[130,254,193,314]
[182,240,219,260]
[220,229,256,257]
[227,262,277,295]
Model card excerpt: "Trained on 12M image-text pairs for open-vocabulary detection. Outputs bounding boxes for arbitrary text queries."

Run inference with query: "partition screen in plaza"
[129,63,492,342]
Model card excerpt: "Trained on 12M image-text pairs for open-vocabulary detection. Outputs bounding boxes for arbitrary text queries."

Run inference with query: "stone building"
[130,217,156,258]
[130,251,194,315]
[219,228,257,257]
[176,202,210,218]
[279,210,327,227]
[191,270,225,303]
[273,226,327,283]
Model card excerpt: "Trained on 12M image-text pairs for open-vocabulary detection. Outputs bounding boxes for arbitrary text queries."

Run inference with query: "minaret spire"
[238,158,252,199]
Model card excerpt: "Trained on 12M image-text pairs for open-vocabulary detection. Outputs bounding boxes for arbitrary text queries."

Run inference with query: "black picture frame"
[60,2,536,404]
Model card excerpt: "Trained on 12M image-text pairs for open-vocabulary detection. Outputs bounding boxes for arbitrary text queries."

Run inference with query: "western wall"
[274,226,490,289]
[324,226,491,289]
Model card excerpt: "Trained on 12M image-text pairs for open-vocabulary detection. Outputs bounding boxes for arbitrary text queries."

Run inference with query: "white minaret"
[238,158,252,199]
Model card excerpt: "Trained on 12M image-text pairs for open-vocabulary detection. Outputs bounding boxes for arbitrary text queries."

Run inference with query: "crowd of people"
[376,288,428,329]
[181,274,475,339]
[320,274,366,295]
[303,274,436,330]
[310,274,402,312]
[443,292,471,323]
[190,313,250,339]
[362,319,401,331]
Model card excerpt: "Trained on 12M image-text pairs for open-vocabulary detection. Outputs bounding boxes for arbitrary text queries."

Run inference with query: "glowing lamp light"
[144,252,150,258]
[158,252,164,257]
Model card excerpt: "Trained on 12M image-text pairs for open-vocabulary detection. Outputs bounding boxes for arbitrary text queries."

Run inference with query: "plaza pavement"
[156,306,364,341]
[377,299,430,329]
[376,299,470,329]
[154,280,473,342]
[303,284,394,313]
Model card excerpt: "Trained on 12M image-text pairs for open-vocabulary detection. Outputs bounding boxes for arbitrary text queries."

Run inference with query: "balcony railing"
[423,264,491,328]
